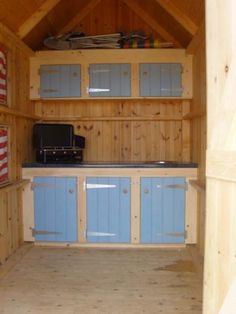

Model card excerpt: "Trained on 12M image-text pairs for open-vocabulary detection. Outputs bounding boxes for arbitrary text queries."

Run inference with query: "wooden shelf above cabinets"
[34,96,192,101]
[40,115,183,122]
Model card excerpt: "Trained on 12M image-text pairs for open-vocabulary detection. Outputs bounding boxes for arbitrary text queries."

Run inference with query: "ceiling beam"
[156,0,198,35]
[123,0,182,47]
[18,0,61,39]
[186,21,205,54]
[58,0,101,35]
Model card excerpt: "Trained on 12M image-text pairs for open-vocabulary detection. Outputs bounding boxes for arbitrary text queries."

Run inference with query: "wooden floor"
[0,246,202,314]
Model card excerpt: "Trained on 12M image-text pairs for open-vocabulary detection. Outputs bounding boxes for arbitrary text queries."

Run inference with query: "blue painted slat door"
[139,63,182,97]
[170,63,182,96]
[160,64,172,97]
[33,176,77,242]
[86,177,131,243]
[140,63,161,96]
[40,64,81,98]
[119,64,131,96]
[89,64,131,97]
[141,177,185,244]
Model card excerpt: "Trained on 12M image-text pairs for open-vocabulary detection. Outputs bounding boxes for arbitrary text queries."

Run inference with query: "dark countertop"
[22,161,198,168]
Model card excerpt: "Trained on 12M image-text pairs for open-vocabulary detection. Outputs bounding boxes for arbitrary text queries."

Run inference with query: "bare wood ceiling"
[0,0,204,50]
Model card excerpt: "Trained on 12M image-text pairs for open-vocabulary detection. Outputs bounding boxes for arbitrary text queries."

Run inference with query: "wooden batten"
[187,21,205,55]
[190,24,206,258]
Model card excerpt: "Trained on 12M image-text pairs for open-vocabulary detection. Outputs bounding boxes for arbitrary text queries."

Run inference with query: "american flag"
[0,47,7,104]
[0,128,8,183]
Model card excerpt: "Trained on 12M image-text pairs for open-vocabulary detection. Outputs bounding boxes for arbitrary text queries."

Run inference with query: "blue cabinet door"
[89,64,131,97]
[141,177,185,244]
[139,63,182,97]
[33,177,77,242]
[86,177,131,243]
[40,64,81,98]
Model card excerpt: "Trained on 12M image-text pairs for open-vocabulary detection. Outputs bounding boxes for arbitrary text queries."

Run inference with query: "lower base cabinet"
[86,177,131,243]
[141,177,186,244]
[33,176,77,242]
[30,174,188,245]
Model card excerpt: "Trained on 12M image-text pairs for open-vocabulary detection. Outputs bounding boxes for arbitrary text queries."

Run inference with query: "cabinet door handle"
[123,188,128,194]
[68,189,74,194]
[144,188,149,194]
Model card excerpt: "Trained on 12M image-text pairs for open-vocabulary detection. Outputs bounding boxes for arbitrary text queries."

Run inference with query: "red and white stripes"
[0,47,7,104]
[0,128,8,183]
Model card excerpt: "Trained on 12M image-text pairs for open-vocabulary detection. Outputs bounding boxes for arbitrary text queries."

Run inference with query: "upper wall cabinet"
[30,49,193,99]
[40,64,81,98]
[89,63,131,97]
[140,63,182,97]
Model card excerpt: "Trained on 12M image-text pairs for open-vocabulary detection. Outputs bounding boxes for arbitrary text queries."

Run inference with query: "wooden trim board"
[34,242,186,249]
[23,167,197,178]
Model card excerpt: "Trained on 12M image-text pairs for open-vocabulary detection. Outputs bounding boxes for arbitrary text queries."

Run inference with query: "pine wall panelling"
[0,22,34,265]
[35,99,190,162]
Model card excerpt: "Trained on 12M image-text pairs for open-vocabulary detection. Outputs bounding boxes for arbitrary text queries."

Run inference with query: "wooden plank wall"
[191,30,206,256]
[35,99,190,162]
[0,23,34,265]
[203,0,236,313]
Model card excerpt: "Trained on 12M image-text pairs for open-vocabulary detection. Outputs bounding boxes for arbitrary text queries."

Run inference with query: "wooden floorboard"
[0,247,202,314]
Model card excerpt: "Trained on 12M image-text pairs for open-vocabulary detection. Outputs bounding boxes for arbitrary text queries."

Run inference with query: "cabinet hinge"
[157,231,186,238]
[31,182,58,190]
[156,183,187,191]
[31,228,62,236]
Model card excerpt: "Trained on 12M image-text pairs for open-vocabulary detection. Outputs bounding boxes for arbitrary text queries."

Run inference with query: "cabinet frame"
[30,49,192,100]
[22,167,197,245]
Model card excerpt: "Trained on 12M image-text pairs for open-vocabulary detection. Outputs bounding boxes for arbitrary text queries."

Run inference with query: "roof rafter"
[123,0,182,47]
[187,21,205,54]
[17,0,62,39]
[58,0,101,35]
[156,0,198,35]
